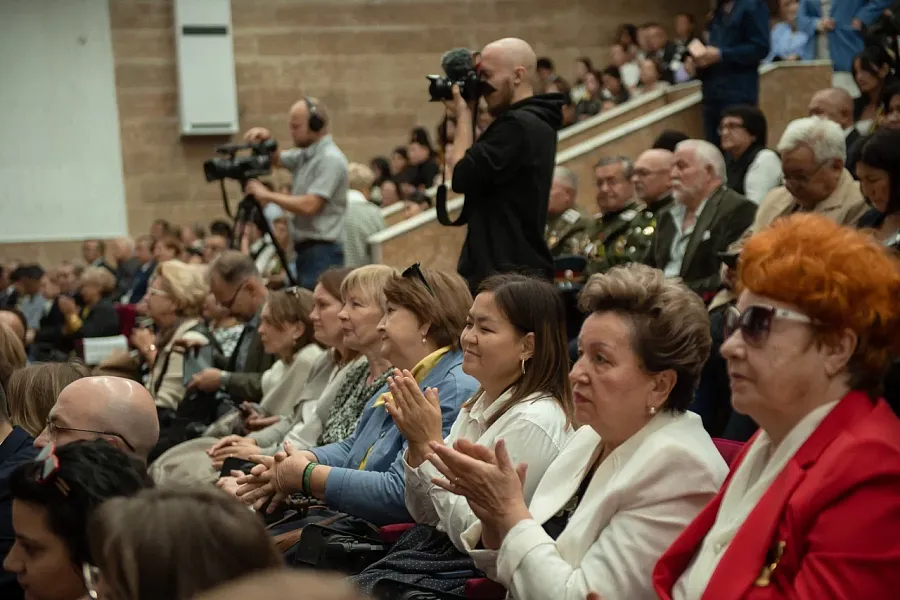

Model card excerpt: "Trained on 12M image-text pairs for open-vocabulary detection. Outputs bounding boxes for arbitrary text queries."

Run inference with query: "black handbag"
[371,579,465,600]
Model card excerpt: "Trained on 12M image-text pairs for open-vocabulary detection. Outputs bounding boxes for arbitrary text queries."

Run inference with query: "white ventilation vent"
[174,0,238,136]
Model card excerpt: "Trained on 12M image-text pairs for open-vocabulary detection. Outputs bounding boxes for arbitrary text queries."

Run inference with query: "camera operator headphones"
[305,97,326,132]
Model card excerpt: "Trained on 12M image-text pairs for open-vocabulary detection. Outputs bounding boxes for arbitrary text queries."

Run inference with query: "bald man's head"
[633,149,674,202]
[288,97,329,148]
[809,88,854,129]
[479,38,537,116]
[35,376,159,461]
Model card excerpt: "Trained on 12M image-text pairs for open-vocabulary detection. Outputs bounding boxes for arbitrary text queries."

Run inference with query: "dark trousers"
[703,101,727,148]
[294,241,344,290]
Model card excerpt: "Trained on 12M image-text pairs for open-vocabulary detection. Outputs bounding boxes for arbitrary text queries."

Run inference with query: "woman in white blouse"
[353,274,575,594]
[719,105,782,204]
[427,264,728,600]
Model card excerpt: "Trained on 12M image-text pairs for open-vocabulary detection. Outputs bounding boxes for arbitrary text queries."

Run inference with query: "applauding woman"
[235,266,478,525]
[428,264,727,600]
[354,274,575,594]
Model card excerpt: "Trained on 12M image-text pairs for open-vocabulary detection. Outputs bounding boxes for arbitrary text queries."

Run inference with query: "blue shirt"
[798,0,892,73]
[765,22,814,63]
[0,427,37,600]
[312,349,478,525]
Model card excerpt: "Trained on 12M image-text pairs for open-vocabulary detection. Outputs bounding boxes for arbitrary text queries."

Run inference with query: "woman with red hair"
[654,213,900,600]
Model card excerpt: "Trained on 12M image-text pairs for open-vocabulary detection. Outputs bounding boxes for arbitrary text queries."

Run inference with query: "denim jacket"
[312,349,478,525]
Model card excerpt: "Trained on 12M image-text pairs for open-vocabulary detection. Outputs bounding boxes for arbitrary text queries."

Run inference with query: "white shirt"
[406,391,572,552]
[620,61,641,89]
[664,197,710,279]
[744,149,783,204]
[673,400,839,600]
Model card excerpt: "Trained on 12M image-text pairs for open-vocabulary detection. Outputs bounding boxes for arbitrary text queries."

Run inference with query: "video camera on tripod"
[201,138,297,286]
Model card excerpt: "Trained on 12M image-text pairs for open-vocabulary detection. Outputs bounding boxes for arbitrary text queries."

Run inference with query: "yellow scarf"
[358,346,451,470]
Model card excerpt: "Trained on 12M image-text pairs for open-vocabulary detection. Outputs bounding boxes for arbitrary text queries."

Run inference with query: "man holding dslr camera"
[442,37,567,290]
[243,98,349,290]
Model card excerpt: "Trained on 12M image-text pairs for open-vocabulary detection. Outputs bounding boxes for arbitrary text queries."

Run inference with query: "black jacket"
[115,257,141,300]
[451,93,565,290]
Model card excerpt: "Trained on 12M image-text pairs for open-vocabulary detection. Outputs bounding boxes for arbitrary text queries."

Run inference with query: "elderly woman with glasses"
[2,441,152,600]
[130,260,210,412]
[655,214,900,600]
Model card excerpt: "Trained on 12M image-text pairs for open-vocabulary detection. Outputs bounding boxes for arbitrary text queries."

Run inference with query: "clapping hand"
[427,439,532,539]
[57,295,78,317]
[384,369,444,445]
[236,442,305,512]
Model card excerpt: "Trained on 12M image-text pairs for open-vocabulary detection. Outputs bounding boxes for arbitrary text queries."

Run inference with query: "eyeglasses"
[402,263,434,296]
[82,563,101,599]
[782,160,830,186]
[724,304,814,346]
[45,419,137,454]
[147,287,169,298]
[220,280,247,311]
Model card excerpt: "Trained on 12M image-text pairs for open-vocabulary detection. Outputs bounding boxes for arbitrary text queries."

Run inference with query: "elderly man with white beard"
[644,139,757,301]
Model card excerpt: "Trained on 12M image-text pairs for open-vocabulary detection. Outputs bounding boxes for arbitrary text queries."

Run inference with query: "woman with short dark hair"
[720,104,782,203]
[427,264,726,600]
[3,440,152,600]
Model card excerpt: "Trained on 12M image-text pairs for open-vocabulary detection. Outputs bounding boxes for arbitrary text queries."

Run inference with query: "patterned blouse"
[317,359,391,446]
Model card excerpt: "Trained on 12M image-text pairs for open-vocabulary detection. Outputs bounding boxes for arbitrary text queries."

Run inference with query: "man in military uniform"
[571,156,659,276]
[633,148,675,217]
[545,166,587,257]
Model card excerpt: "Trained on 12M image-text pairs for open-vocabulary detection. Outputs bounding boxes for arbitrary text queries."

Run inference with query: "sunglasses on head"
[402,263,435,297]
[724,304,814,345]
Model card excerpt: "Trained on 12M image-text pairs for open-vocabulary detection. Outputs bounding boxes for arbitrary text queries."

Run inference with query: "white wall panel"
[0,0,127,242]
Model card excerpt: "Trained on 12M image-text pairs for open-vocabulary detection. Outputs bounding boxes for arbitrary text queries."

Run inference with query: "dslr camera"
[203,138,278,182]
[427,48,482,103]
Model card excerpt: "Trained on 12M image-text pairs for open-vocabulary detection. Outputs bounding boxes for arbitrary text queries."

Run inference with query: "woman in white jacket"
[427,264,728,600]
[353,273,575,594]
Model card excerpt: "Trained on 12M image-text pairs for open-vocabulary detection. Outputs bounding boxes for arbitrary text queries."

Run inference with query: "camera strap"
[436,114,466,227]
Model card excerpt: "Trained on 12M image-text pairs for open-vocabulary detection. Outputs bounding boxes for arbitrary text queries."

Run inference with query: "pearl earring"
[422,336,427,345]
[648,405,657,415]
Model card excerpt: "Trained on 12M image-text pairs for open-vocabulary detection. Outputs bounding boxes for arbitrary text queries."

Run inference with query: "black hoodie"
[451,93,566,290]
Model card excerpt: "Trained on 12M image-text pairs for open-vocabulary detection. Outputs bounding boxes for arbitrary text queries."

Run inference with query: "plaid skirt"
[352,524,479,594]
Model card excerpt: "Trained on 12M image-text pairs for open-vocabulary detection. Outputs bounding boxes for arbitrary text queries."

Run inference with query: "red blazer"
[654,390,900,600]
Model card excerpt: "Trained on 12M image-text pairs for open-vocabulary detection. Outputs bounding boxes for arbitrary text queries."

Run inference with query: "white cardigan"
[460,411,727,600]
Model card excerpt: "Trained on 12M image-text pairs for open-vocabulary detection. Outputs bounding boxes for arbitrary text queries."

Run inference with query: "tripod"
[229,180,298,287]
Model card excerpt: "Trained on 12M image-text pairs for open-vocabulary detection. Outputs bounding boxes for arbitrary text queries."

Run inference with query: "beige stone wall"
[1,0,710,267]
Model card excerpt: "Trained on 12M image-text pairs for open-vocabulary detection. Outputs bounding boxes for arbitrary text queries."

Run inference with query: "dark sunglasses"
[402,263,435,296]
[724,304,813,346]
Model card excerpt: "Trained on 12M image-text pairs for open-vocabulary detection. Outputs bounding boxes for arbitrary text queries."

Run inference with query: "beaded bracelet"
[302,461,319,496]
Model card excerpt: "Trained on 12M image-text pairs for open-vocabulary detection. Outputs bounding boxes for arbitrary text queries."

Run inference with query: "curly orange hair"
[739,213,900,393]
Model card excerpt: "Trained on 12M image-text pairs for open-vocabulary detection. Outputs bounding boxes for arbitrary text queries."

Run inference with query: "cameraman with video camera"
[438,38,567,291]
[242,98,349,290]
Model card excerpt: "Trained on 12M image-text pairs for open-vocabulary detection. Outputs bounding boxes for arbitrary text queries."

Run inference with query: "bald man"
[243,98,349,289]
[632,149,675,215]
[34,376,159,461]
[808,87,860,172]
[442,38,567,290]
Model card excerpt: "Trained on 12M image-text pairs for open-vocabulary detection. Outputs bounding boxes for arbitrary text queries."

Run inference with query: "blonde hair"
[81,266,117,294]
[348,162,376,191]
[340,265,398,307]
[153,260,209,317]
[0,323,26,393]
[265,287,318,352]
[7,362,91,437]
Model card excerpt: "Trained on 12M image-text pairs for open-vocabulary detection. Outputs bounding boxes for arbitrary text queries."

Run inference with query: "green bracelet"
[302,462,319,496]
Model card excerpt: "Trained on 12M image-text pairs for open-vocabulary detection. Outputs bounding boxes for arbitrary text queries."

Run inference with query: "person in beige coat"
[131,260,210,411]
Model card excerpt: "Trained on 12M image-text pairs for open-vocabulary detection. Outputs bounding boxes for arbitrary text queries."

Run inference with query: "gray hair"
[675,139,727,182]
[553,166,579,192]
[208,250,260,285]
[776,116,846,163]
[595,156,634,179]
